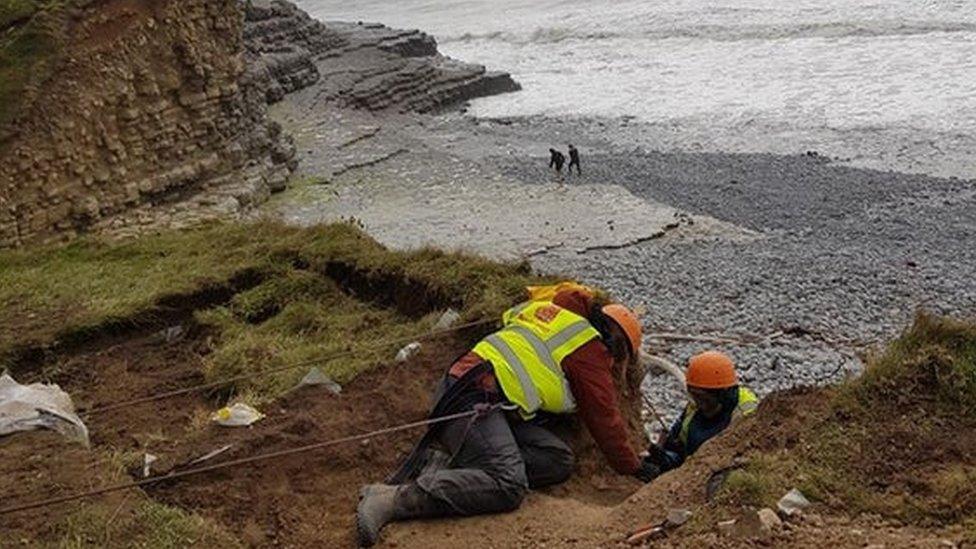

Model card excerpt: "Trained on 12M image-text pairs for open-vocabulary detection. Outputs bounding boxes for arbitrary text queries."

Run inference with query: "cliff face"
[243,0,521,112]
[0,0,296,248]
[0,0,521,248]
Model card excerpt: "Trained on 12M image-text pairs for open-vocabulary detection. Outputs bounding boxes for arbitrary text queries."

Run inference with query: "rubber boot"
[356,484,399,547]
[356,483,444,547]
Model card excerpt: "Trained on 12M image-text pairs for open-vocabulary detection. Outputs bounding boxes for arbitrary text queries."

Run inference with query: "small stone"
[758,508,782,531]
[717,519,736,535]
[732,510,764,539]
[778,488,811,516]
[432,308,461,331]
[666,508,693,527]
[395,342,422,362]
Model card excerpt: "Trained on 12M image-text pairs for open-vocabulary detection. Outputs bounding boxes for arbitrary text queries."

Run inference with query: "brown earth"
[1,299,644,547]
[3,260,971,548]
[9,344,965,548]
[377,387,967,548]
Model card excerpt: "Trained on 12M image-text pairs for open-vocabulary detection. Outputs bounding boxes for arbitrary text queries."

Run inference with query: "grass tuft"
[0,220,546,399]
[58,500,240,548]
[847,313,976,417]
[715,466,775,508]
[714,313,976,530]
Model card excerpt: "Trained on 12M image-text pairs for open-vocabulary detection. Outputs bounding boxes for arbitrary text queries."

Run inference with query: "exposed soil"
[3,268,267,378]
[378,386,968,548]
[5,367,965,547]
[1,255,648,547]
[1,324,218,540]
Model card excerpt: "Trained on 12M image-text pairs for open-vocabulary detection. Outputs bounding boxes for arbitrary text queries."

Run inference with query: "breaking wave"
[442,20,976,45]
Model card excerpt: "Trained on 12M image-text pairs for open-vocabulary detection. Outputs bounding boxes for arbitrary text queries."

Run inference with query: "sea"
[294,0,976,178]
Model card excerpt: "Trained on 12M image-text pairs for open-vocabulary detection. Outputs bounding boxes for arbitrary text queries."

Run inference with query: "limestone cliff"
[0,0,521,248]
[243,0,521,112]
[0,0,296,248]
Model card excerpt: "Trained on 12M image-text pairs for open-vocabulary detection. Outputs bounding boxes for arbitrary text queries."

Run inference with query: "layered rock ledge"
[243,0,521,112]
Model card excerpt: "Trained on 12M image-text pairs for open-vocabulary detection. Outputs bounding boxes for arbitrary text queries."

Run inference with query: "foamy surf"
[296,0,976,178]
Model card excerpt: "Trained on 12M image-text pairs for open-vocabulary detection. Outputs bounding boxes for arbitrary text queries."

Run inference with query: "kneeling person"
[357,288,648,546]
[638,351,758,481]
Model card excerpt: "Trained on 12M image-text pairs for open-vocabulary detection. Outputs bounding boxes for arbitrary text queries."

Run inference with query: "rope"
[0,403,507,516]
[81,318,495,416]
[641,392,670,436]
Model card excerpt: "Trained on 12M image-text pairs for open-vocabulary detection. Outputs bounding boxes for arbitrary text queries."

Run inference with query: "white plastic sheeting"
[211,403,265,427]
[0,372,89,446]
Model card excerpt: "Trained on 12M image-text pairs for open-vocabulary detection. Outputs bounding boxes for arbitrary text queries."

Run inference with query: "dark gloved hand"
[634,457,662,483]
[645,443,667,465]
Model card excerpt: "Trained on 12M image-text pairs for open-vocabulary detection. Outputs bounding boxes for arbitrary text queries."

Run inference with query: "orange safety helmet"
[601,304,642,359]
[686,351,738,389]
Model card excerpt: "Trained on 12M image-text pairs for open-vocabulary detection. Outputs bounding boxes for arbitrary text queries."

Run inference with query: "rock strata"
[0,0,296,248]
[242,0,521,112]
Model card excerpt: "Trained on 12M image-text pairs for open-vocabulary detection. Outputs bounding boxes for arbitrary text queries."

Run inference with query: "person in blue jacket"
[637,351,758,481]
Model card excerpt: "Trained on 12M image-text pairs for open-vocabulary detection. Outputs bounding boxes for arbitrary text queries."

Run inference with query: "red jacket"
[449,290,641,475]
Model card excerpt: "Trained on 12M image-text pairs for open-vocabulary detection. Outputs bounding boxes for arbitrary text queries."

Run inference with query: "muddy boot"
[356,484,399,547]
[357,483,447,546]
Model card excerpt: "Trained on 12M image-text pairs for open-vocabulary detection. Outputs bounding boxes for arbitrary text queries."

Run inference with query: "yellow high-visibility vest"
[678,387,758,447]
[473,301,600,416]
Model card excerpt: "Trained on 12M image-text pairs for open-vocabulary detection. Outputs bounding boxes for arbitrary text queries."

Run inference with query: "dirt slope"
[2,224,973,547]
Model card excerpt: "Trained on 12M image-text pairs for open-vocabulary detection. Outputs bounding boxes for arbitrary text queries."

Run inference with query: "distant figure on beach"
[567,145,581,176]
[549,148,565,179]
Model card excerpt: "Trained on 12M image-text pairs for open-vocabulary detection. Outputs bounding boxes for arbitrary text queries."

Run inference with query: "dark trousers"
[412,409,575,516]
[394,367,575,518]
[568,159,580,175]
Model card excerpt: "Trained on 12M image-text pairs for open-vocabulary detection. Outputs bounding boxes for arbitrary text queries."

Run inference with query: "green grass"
[0,0,39,28]
[0,221,546,395]
[0,0,64,129]
[196,268,443,402]
[845,313,976,417]
[58,500,241,548]
[713,461,777,509]
[705,314,976,530]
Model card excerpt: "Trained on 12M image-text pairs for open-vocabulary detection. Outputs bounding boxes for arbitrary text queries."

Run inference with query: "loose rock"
[778,488,812,516]
[666,508,693,527]
[758,508,783,531]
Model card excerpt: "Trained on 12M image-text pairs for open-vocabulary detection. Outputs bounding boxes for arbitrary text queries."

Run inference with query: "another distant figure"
[567,145,581,176]
[549,148,566,179]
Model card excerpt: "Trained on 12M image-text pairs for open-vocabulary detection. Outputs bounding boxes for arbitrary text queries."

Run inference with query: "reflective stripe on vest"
[678,387,758,448]
[473,301,600,416]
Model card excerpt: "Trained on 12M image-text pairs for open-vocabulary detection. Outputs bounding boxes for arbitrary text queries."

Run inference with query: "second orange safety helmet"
[601,304,642,360]
[686,351,738,389]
